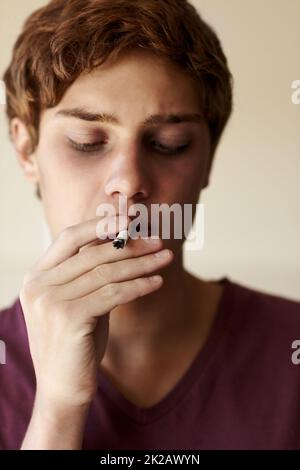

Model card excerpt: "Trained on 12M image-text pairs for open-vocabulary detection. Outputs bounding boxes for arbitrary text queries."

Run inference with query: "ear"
[10,117,39,184]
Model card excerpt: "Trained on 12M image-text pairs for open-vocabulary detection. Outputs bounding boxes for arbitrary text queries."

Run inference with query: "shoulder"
[224,278,300,331]
[0,297,35,450]
[221,277,300,369]
[0,295,31,369]
[0,297,27,342]
[0,296,33,377]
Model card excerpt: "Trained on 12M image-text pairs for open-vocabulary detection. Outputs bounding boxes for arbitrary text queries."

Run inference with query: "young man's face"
[28,50,211,251]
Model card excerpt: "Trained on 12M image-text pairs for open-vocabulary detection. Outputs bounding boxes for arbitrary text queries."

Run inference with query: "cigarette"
[112,229,129,249]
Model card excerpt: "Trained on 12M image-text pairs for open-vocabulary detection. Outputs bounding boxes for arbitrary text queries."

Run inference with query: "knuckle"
[80,249,96,266]
[101,283,119,299]
[23,270,37,285]
[33,291,53,312]
[21,278,40,301]
[59,226,77,246]
[94,264,110,283]
[21,269,50,302]
[59,226,72,240]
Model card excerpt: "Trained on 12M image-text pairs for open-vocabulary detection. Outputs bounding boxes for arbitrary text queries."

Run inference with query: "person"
[0,0,299,451]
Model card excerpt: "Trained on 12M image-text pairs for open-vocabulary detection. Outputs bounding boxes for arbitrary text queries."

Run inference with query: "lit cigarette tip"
[113,229,129,249]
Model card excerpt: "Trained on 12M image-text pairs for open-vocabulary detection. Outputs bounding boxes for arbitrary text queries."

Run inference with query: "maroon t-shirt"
[1,277,300,450]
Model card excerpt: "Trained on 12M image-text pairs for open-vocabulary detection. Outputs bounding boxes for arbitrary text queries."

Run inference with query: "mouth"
[129,220,153,236]
[136,222,153,234]
[117,214,155,236]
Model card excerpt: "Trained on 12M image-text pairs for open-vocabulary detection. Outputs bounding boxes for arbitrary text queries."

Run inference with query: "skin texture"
[11,49,224,449]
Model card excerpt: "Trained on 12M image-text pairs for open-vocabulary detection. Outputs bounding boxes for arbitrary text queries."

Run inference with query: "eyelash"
[68,138,190,156]
[152,142,190,156]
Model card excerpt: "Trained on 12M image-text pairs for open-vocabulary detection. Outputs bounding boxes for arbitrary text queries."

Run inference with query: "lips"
[130,220,152,235]
[116,214,154,235]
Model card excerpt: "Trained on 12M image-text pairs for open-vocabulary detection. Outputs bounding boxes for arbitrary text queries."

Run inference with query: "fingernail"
[155,249,171,258]
[149,275,163,283]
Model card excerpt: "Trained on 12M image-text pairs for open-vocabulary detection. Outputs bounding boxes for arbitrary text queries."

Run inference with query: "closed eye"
[151,141,190,156]
[68,138,106,153]
[68,138,190,156]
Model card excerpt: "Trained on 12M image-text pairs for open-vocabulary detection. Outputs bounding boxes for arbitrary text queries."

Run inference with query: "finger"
[57,249,173,300]
[70,275,164,319]
[34,215,129,271]
[42,236,163,286]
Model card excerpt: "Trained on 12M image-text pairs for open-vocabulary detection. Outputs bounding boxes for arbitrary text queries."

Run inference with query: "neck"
[101,248,205,365]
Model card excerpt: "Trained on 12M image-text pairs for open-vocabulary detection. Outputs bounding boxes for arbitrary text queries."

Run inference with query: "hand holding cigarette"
[19,215,173,448]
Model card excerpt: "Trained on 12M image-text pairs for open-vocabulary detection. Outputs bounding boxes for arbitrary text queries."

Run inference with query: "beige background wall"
[0,0,299,309]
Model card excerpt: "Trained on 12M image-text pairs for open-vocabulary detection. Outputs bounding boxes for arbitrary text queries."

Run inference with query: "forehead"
[40,50,205,134]
[56,50,202,117]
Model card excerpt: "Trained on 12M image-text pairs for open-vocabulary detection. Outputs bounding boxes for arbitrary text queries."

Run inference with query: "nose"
[104,142,151,201]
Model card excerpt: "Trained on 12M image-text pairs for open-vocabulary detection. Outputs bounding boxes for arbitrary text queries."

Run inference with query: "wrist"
[34,390,92,420]
[21,393,91,450]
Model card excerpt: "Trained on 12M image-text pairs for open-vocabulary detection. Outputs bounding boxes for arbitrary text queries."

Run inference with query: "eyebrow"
[55,108,204,126]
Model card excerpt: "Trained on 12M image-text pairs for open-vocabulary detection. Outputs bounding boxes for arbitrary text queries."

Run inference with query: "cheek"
[36,141,101,226]
[37,156,97,234]
[162,152,208,202]
[37,138,96,193]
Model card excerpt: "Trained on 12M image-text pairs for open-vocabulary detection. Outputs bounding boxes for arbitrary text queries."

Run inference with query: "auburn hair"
[3,0,233,155]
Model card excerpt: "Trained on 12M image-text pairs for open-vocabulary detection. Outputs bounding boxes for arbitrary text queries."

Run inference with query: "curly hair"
[3,0,233,163]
